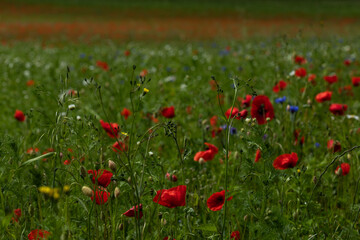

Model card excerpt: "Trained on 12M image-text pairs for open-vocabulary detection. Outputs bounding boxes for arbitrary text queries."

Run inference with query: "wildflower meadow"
[1,1,360,239]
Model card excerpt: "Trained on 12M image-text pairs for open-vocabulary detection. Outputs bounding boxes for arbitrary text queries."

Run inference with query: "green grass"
[1,37,360,239]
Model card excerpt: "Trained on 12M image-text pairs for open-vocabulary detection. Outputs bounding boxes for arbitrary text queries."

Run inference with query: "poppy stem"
[222,78,238,238]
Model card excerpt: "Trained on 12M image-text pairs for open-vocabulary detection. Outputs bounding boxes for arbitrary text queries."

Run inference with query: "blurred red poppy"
[250,95,274,125]
[121,108,132,120]
[338,85,353,96]
[100,120,119,138]
[324,75,338,84]
[88,169,113,188]
[255,149,261,163]
[194,142,218,162]
[207,190,233,211]
[294,129,305,146]
[329,104,347,115]
[27,80,35,86]
[14,110,26,122]
[295,68,306,78]
[315,91,332,103]
[294,55,306,64]
[273,152,298,170]
[140,69,148,77]
[27,148,39,155]
[12,208,21,223]
[241,95,252,108]
[272,80,287,93]
[63,160,71,165]
[308,74,316,85]
[210,116,218,127]
[327,139,341,153]
[153,185,186,208]
[209,79,217,91]
[335,163,350,176]
[163,237,176,240]
[96,61,109,71]
[352,76,360,86]
[231,231,241,240]
[124,50,131,57]
[91,187,110,205]
[123,204,143,219]
[161,106,175,118]
[344,59,351,66]
[28,229,51,240]
[225,107,239,119]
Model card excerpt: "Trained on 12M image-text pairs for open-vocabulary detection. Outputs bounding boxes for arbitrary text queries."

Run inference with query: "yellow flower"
[121,132,128,136]
[297,169,301,173]
[63,185,70,193]
[143,88,149,93]
[38,186,51,194]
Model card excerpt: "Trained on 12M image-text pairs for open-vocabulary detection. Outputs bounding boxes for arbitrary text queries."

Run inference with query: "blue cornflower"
[230,127,237,135]
[315,142,320,148]
[79,53,86,59]
[275,96,287,104]
[288,105,299,113]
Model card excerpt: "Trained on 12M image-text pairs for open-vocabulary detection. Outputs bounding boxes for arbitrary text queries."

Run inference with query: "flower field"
[2,1,360,239]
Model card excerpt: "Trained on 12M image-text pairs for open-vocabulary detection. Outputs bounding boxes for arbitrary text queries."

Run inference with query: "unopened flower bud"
[266,117,271,122]
[307,99,312,105]
[127,177,131,183]
[108,160,117,172]
[82,186,93,197]
[244,215,248,221]
[347,153,351,160]
[165,173,170,180]
[80,166,87,179]
[68,104,76,110]
[161,218,167,225]
[172,175,178,182]
[118,223,123,231]
[114,187,120,198]
[199,158,205,164]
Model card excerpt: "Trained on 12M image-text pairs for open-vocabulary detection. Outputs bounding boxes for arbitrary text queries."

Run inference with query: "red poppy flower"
[161,106,175,118]
[28,229,51,240]
[14,208,21,218]
[63,160,71,165]
[140,69,148,77]
[293,129,305,146]
[294,55,306,64]
[96,61,109,71]
[26,148,39,155]
[186,106,192,114]
[273,152,298,170]
[335,163,350,176]
[121,108,132,120]
[153,185,186,208]
[344,59,351,66]
[194,143,218,162]
[210,116,218,127]
[27,80,35,86]
[272,80,287,93]
[295,68,306,78]
[231,231,241,240]
[329,104,347,116]
[250,95,275,125]
[327,139,341,153]
[91,188,110,205]
[308,74,316,85]
[238,109,248,119]
[338,85,353,96]
[14,110,26,122]
[315,91,332,103]
[324,75,338,84]
[88,169,113,188]
[207,190,233,211]
[124,50,131,57]
[225,107,239,119]
[217,94,225,105]
[255,149,261,163]
[163,237,176,240]
[241,95,252,108]
[123,204,143,219]
[112,141,127,153]
[100,120,119,138]
[352,76,360,87]
[209,79,217,91]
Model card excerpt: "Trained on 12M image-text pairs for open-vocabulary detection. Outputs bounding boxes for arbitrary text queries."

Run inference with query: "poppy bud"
[68,104,76,110]
[148,176,153,182]
[266,117,271,122]
[307,99,312,105]
[335,167,342,176]
[59,152,63,159]
[347,154,351,160]
[80,166,87,179]
[108,160,117,172]
[114,187,120,198]
[165,173,171,180]
[161,218,167,225]
[127,177,131,183]
[118,223,123,231]
[244,215,248,221]
[82,186,93,197]
[172,175,178,182]
[199,158,205,164]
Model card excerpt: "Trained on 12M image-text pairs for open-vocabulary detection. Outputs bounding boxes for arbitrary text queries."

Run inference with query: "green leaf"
[21,152,56,166]
[193,224,218,232]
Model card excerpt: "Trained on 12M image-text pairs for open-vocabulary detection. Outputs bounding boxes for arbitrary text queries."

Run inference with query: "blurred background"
[1,0,360,43]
